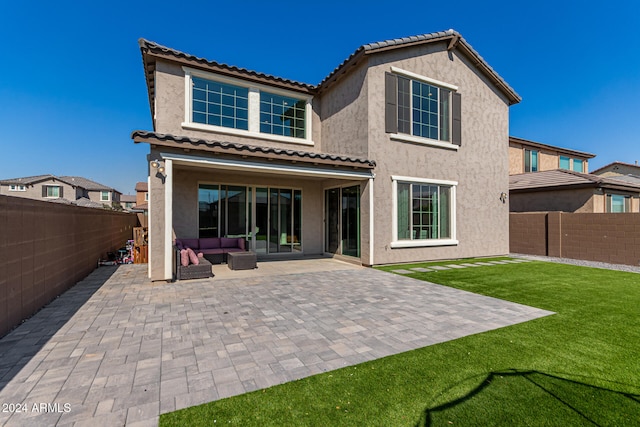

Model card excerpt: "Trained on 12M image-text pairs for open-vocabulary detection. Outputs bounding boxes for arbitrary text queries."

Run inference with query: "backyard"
[160,258,640,426]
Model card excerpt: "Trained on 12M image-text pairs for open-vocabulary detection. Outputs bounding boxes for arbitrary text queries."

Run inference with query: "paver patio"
[0,259,552,426]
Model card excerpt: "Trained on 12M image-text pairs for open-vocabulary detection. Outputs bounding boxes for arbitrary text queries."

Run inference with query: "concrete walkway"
[0,260,552,426]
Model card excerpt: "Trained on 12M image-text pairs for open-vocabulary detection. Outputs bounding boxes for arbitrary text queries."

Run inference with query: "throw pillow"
[180,249,189,267]
[187,247,199,265]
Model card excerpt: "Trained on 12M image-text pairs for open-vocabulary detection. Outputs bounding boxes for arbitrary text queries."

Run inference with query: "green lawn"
[160,259,640,426]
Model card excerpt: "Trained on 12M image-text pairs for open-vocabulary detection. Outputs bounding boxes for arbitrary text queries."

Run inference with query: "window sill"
[390,133,459,151]
[390,239,458,249]
[182,122,315,147]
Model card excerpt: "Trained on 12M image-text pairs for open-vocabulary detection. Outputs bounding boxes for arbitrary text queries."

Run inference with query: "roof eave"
[509,136,596,159]
[131,130,376,170]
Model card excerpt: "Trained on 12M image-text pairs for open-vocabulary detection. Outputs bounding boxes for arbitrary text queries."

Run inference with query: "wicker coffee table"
[227,251,257,270]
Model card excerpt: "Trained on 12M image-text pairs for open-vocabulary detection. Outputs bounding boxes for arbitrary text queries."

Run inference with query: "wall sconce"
[150,159,166,181]
[500,192,508,204]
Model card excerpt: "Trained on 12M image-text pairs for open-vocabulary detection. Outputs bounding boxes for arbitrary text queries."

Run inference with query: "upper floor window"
[573,159,584,173]
[385,67,461,149]
[260,92,306,138]
[101,191,110,202]
[524,149,538,172]
[184,68,312,145]
[9,185,25,191]
[559,155,585,172]
[144,192,149,201]
[192,77,249,130]
[43,185,61,198]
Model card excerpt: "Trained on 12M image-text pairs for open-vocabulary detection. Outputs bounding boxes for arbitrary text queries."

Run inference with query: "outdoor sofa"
[175,237,246,264]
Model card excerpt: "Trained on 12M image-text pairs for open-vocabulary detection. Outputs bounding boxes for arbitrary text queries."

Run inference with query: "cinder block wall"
[510,212,640,266]
[0,195,139,337]
[509,212,548,256]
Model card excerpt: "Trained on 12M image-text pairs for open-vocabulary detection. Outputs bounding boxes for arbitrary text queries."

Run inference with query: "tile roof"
[509,169,640,192]
[139,38,315,92]
[591,161,640,175]
[0,174,59,185]
[509,136,595,159]
[120,194,137,203]
[139,29,521,123]
[319,29,520,104]
[135,182,148,192]
[131,130,376,168]
[59,176,116,192]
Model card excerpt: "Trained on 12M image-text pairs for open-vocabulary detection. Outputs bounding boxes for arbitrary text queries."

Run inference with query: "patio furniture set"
[174,237,257,280]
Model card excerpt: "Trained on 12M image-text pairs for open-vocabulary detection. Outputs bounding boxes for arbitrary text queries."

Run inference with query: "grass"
[160,258,640,426]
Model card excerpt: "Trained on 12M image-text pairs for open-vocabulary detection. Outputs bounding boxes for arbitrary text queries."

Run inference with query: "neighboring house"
[135,181,149,211]
[509,136,595,174]
[120,194,137,210]
[0,174,122,208]
[591,161,640,178]
[132,29,522,281]
[509,169,640,213]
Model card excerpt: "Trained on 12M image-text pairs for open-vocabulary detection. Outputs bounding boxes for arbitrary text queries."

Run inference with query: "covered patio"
[133,131,377,281]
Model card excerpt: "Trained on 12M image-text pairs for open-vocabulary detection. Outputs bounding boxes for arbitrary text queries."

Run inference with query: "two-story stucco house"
[0,174,122,208]
[132,29,521,281]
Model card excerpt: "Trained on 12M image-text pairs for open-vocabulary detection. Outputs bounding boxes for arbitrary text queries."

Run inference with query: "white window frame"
[144,192,149,201]
[9,185,26,191]
[389,67,459,151]
[182,67,314,146]
[100,191,111,202]
[390,175,458,248]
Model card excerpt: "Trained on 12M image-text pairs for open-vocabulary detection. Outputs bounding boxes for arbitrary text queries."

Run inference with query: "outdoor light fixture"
[500,192,508,203]
[150,159,166,179]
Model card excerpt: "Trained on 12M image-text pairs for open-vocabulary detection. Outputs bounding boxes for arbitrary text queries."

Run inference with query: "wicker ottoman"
[227,251,257,270]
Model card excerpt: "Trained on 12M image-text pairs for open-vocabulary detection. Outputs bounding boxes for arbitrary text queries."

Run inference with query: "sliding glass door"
[199,184,301,254]
[325,185,360,258]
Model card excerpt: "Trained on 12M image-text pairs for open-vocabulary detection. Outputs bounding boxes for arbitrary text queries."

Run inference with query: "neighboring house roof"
[0,174,64,186]
[135,182,148,192]
[510,169,640,193]
[120,195,137,203]
[131,130,377,169]
[509,136,596,159]
[46,197,105,209]
[591,161,640,175]
[604,174,640,185]
[139,29,521,123]
[59,176,119,193]
[133,202,148,211]
[74,197,108,209]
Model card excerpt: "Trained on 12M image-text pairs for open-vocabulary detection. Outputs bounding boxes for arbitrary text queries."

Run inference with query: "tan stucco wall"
[153,60,324,153]
[319,62,370,158]
[0,180,77,201]
[508,141,590,174]
[365,43,511,264]
[510,188,596,212]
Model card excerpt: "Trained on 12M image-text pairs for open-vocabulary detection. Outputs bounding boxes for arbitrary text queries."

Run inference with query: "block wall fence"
[510,212,640,266]
[0,195,139,337]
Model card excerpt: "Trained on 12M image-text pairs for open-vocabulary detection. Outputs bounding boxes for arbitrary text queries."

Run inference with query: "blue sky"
[1,0,639,194]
